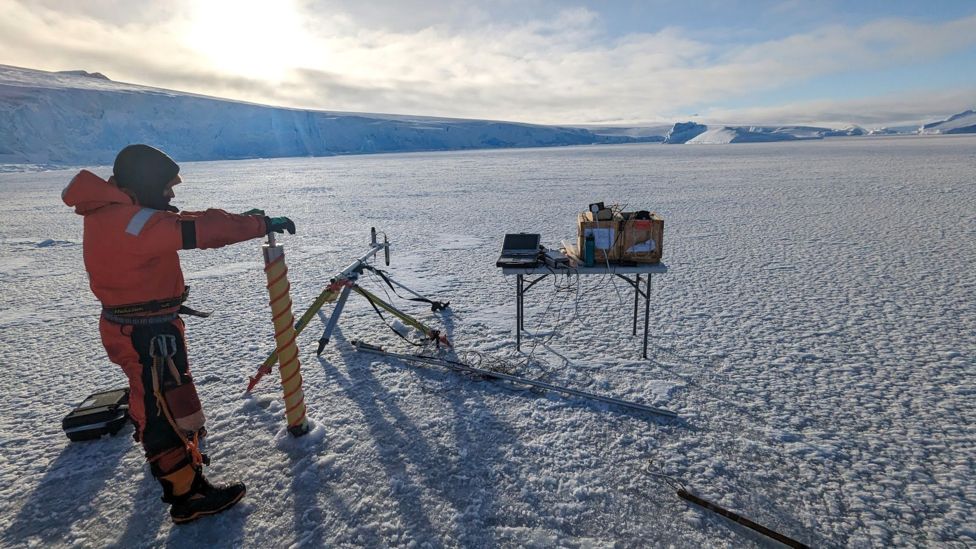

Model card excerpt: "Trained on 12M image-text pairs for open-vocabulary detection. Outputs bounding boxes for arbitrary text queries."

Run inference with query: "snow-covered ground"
[1,136,974,547]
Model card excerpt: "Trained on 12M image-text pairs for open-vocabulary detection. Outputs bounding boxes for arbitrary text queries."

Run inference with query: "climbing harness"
[102,286,211,324]
[149,333,206,467]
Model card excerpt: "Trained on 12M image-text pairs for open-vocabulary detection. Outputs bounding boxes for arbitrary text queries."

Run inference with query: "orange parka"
[62,169,267,311]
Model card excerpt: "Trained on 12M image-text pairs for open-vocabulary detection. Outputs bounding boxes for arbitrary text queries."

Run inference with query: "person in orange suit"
[62,144,295,524]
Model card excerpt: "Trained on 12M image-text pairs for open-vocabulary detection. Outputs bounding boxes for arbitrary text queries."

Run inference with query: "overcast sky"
[2,0,975,127]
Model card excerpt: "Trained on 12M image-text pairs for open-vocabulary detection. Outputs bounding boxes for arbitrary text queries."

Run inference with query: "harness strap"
[149,334,205,468]
[178,305,211,318]
[103,287,190,316]
[101,287,212,324]
[103,311,179,325]
[151,356,164,418]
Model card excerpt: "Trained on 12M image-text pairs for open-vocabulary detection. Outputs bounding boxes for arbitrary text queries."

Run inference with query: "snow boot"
[169,473,246,524]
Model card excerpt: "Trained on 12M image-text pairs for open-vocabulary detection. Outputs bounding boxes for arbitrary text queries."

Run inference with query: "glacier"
[0,63,972,165]
[0,65,648,165]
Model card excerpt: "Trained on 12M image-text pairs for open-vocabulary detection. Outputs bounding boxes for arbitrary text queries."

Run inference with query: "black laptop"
[496,233,542,267]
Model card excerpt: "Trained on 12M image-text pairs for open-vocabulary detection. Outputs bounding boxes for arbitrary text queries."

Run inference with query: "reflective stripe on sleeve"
[125,208,157,236]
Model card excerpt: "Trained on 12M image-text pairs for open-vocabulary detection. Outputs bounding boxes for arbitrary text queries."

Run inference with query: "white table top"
[500,262,668,276]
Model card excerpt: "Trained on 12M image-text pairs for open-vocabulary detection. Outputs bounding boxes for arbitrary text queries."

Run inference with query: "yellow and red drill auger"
[261,232,309,437]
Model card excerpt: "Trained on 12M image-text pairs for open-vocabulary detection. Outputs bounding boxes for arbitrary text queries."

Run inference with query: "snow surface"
[685,127,739,145]
[1,137,975,548]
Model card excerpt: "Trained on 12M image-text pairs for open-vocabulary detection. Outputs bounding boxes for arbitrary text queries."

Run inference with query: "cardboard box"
[618,213,664,263]
[577,211,622,262]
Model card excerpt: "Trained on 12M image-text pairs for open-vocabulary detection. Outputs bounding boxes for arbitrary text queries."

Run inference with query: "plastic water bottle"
[584,234,595,267]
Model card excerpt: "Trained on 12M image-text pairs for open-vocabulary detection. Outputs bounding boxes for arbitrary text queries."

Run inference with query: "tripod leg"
[317,284,353,355]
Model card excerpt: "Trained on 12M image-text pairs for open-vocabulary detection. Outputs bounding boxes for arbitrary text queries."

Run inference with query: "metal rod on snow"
[353,342,676,419]
[316,282,354,355]
[262,232,310,437]
[676,490,809,548]
[352,287,450,347]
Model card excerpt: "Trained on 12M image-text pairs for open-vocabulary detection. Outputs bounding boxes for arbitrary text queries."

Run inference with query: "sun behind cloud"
[184,0,314,81]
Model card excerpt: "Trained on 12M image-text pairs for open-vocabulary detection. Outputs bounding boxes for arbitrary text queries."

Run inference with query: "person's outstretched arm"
[122,208,271,254]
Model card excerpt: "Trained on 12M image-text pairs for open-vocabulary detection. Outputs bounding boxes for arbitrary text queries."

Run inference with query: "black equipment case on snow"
[62,388,130,441]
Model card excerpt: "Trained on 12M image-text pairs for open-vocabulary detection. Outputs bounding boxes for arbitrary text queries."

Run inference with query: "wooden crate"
[577,212,622,262]
[618,213,664,263]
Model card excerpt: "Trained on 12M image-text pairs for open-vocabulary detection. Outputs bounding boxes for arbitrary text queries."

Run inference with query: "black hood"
[113,144,180,211]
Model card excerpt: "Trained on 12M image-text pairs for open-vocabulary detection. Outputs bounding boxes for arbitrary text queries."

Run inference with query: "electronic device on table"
[542,247,570,268]
[496,233,542,267]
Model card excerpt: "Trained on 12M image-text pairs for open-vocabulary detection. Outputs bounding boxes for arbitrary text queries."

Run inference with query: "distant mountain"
[0,65,645,165]
[919,109,976,134]
[821,126,866,137]
[664,123,839,144]
[663,122,707,144]
[687,126,803,144]
[55,70,111,81]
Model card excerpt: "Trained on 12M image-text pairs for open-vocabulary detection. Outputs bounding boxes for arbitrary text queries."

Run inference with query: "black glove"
[240,208,265,216]
[265,216,296,235]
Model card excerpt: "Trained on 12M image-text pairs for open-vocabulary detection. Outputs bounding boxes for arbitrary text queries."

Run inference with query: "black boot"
[169,472,246,524]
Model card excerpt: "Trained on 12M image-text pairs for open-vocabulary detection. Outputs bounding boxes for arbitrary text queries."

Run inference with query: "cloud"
[0,1,202,84]
[1,1,974,125]
[699,87,976,128]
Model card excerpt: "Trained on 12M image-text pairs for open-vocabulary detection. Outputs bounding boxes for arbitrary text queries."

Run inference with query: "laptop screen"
[502,233,540,253]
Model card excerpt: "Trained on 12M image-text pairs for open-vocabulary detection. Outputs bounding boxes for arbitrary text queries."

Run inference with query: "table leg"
[632,273,640,336]
[519,275,525,331]
[516,274,522,351]
[643,274,652,359]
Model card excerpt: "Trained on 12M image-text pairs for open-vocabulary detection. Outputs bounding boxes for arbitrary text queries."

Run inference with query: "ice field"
[0,136,974,547]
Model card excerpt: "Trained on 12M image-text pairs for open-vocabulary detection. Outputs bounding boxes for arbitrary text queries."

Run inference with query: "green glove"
[241,208,265,216]
[265,216,296,235]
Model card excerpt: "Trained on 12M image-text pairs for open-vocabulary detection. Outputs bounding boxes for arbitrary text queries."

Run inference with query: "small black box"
[62,388,130,442]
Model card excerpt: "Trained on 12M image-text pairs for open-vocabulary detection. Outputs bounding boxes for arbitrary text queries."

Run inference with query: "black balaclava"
[113,144,180,211]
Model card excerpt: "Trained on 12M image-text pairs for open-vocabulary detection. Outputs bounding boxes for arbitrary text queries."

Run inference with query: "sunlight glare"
[186,0,312,81]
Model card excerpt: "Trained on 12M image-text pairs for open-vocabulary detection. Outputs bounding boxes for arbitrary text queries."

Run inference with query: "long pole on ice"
[353,342,676,419]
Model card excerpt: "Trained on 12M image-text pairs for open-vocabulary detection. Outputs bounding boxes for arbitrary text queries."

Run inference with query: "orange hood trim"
[62,170,135,215]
